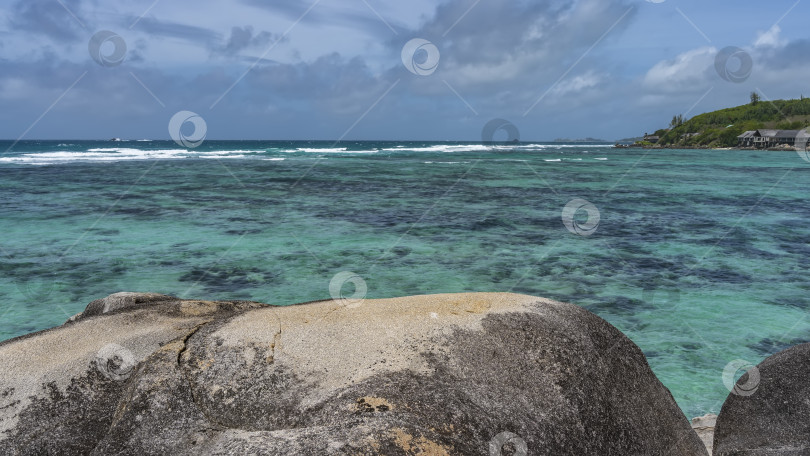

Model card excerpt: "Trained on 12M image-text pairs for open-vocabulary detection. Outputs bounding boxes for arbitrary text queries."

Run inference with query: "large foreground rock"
[713,343,810,455]
[0,292,706,455]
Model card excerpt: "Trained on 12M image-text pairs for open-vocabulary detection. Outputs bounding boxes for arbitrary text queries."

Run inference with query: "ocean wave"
[381,145,491,153]
[0,144,613,166]
[291,147,380,154]
[422,161,471,164]
[379,143,613,153]
[0,148,259,164]
[199,154,247,159]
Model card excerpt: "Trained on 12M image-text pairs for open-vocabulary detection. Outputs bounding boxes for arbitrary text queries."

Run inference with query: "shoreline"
[613,144,800,151]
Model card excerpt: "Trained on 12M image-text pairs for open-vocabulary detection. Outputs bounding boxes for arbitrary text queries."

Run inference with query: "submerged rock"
[713,343,810,455]
[0,292,706,455]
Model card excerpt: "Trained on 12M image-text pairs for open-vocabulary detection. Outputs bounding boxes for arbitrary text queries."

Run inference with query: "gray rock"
[691,414,717,455]
[713,343,810,455]
[0,292,707,455]
[70,292,177,322]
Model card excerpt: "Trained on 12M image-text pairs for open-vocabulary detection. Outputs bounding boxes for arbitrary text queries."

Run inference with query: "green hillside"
[655,97,810,148]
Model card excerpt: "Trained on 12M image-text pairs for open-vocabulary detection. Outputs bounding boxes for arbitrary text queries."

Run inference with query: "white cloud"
[754,25,786,49]
[550,71,602,97]
[642,47,716,91]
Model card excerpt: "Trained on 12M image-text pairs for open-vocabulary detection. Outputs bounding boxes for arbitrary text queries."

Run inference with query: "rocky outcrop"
[0,292,707,455]
[713,343,810,455]
[69,292,178,321]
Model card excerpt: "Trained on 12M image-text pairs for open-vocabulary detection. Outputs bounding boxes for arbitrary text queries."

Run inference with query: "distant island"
[554,137,607,143]
[617,94,810,149]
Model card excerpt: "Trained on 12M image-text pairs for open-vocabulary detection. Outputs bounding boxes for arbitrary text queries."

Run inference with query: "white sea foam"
[199,154,247,159]
[286,147,383,154]
[423,161,470,164]
[196,150,263,155]
[86,148,143,153]
[0,148,259,164]
[0,143,614,166]
[294,147,347,153]
[382,145,490,153]
[379,143,613,153]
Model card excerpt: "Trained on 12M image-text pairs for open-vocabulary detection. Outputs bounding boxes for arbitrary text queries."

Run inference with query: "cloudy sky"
[0,0,808,141]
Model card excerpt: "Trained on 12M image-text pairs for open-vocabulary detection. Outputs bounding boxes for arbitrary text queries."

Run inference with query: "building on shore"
[737,129,806,148]
[642,134,660,144]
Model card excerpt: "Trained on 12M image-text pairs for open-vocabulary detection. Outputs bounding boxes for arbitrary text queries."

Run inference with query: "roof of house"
[737,131,756,139]
[776,130,801,138]
[752,129,801,138]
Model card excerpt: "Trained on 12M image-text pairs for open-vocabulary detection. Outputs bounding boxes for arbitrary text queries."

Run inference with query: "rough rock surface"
[0,292,707,455]
[713,343,810,455]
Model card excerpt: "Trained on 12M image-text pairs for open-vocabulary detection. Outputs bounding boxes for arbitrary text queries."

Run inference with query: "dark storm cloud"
[240,0,306,21]
[217,26,284,56]
[245,53,378,98]
[404,0,635,86]
[240,0,406,35]
[130,16,221,47]
[759,39,810,69]
[9,0,85,41]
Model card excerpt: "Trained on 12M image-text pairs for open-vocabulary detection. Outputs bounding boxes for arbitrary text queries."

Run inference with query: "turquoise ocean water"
[2,139,809,418]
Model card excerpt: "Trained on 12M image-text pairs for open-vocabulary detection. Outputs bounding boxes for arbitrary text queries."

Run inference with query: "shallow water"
[1,139,809,418]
